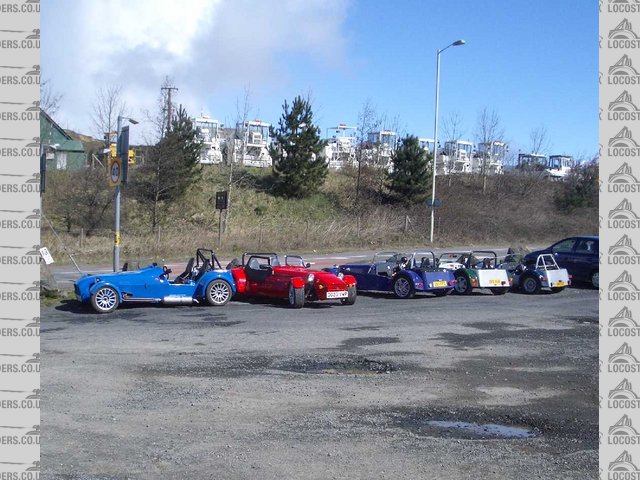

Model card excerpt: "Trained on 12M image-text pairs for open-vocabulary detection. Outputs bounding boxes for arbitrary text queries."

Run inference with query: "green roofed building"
[40,109,86,170]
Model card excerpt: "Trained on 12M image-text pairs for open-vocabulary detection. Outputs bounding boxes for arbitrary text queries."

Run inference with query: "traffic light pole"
[113,116,122,272]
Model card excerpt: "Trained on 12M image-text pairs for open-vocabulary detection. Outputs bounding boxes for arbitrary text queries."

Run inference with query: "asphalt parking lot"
[41,285,598,479]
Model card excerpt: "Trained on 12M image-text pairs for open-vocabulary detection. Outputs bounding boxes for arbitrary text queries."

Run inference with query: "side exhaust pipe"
[162,296,196,305]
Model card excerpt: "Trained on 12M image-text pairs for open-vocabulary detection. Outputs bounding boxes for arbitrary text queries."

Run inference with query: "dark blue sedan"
[327,251,456,299]
[524,236,599,288]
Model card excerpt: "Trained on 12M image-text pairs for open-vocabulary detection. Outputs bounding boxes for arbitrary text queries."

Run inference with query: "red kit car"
[229,253,357,308]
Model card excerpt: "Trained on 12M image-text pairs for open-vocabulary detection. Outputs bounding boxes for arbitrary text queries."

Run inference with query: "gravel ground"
[41,285,598,479]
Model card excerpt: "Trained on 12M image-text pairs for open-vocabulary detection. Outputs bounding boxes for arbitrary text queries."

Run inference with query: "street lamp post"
[429,39,465,244]
[113,115,138,272]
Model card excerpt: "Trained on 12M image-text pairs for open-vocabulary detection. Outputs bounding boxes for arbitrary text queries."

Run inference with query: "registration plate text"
[326,291,348,299]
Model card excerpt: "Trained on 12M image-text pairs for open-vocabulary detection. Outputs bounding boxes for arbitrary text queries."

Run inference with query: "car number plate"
[489,279,502,286]
[327,291,348,299]
[432,281,447,287]
[554,281,565,287]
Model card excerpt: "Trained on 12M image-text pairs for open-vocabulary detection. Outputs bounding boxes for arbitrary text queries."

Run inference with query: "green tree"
[130,105,203,231]
[269,96,327,198]
[387,135,432,204]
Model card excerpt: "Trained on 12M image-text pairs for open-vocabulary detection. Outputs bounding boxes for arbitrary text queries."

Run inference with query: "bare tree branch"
[529,125,552,155]
[441,112,466,143]
[90,85,127,144]
[40,79,62,117]
[354,99,380,208]
[474,107,504,145]
[474,107,504,193]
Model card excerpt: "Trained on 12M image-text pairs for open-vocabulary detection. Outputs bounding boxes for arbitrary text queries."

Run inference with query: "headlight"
[337,272,344,280]
[307,274,315,283]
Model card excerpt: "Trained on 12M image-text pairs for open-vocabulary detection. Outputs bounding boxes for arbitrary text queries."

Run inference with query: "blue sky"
[42,0,597,158]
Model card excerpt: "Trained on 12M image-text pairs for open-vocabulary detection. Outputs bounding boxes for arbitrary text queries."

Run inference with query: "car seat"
[192,259,211,282]
[173,257,195,284]
[245,261,272,282]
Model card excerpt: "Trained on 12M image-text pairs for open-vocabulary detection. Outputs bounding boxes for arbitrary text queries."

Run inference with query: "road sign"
[427,198,442,208]
[108,156,122,187]
[39,247,54,265]
[215,191,228,210]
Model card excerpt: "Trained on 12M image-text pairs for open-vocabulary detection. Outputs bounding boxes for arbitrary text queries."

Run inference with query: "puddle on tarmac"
[425,420,533,438]
[276,357,396,375]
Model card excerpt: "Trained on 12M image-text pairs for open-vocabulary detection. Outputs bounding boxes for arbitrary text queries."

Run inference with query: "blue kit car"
[75,248,237,313]
[327,251,456,299]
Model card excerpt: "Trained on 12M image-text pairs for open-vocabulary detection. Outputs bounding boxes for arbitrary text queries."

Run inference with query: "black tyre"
[205,279,232,306]
[288,283,305,308]
[91,286,120,314]
[550,286,566,294]
[393,275,415,299]
[490,287,509,295]
[590,271,599,289]
[454,272,473,295]
[341,285,357,305]
[521,275,541,294]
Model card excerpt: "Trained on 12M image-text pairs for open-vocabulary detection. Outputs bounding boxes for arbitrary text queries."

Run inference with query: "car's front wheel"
[590,271,599,289]
[521,275,541,294]
[288,283,305,308]
[341,285,357,305]
[205,279,232,306]
[454,273,473,295]
[91,286,120,314]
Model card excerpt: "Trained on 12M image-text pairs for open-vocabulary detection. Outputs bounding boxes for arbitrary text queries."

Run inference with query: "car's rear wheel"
[341,285,357,305]
[91,286,119,314]
[205,279,232,306]
[393,275,415,299]
[521,275,541,294]
[454,273,472,295]
[590,271,599,289]
[288,283,305,308]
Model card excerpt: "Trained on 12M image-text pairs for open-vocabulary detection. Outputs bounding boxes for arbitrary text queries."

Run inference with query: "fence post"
[259,224,263,247]
[404,215,409,234]
[305,220,310,245]
[356,216,360,239]
[80,228,84,249]
[157,226,161,245]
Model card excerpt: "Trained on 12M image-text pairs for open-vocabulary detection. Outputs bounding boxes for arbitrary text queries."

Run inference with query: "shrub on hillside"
[43,168,112,233]
[553,159,599,212]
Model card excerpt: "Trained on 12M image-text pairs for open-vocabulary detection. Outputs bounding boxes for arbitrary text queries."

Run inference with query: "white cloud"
[42,0,350,142]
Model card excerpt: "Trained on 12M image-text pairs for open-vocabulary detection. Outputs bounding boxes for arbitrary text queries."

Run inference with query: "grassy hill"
[41,164,597,265]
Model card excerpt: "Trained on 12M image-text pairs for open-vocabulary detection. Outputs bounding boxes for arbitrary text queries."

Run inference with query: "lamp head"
[453,39,466,46]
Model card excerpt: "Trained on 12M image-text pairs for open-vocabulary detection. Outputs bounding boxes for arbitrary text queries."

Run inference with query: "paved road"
[41,284,597,479]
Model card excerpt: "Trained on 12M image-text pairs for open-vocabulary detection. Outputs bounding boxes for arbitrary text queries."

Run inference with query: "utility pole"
[161,85,178,136]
